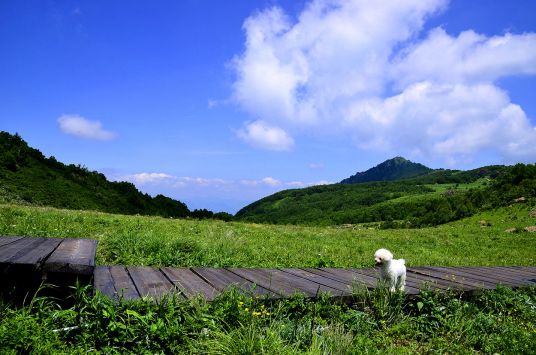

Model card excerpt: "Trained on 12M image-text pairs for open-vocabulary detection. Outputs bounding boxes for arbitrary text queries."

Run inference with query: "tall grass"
[1,202,535,268]
[1,284,535,354]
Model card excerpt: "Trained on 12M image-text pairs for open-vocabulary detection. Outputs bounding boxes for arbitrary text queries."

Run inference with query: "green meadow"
[1,202,535,268]
[1,203,536,353]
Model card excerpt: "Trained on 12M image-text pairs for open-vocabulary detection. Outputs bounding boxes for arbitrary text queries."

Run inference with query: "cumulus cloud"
[119,173,229,188]
[119,172,329,190]
[237,120,294,151]
[240,176,282,187]
[231,0,536,164]
[57,114,116,140]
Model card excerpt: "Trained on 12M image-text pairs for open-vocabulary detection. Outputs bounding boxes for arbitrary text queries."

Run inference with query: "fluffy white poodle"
[374,248,406,292]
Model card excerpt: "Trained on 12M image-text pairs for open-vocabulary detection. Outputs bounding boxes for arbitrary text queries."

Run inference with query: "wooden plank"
[230,268,342,298]
[0,236,24,248]
[1,237,62,265]
[310,268,377,288]
[44,238,98,275]
[412,267,494,289]
[420,267,497,289]
[193,268,275,298]
[478,267,536,282]
[453,267,527,287]
[162,267,219,301]
[306,268,376,289]
[428,267,515,286]
[94,266,116,298]
[499,267,536,277]
[472,266,529,280]
[128,267,177,299]
[110,266,140,300]
[281,268,353,294]
[354,268,421,294]
[0,237,44,263]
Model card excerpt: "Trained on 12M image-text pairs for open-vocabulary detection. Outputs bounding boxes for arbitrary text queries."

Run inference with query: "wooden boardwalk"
[1,236,536,302]
[94,265,536,301]
[0,236,97,300]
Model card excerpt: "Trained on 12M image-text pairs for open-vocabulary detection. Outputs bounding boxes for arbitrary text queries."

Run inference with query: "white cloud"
[237,120,294,151]
[261,176,281,186]
[126,173,174,184]
[118,173,229,188]
[240,176,282,187]
[231,0,536,164]
[345,82,536,163]
[308,163,324,169]
[392,28,536,87]
[57,114,116,140]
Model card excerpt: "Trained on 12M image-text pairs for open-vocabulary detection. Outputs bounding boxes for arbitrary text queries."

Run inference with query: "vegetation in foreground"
[1,284,535,354]
[1,202,535,268]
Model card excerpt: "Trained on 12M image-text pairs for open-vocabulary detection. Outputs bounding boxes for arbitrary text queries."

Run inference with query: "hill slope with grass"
[236,162,535,227]
[0,131,190,218]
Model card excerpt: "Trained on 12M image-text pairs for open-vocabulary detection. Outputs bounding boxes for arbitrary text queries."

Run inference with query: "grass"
[0,202,535,268]
[1,283,535,354]
[1,202,536,353]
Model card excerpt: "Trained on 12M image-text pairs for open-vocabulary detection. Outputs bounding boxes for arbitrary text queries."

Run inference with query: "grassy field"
[1,203,536,353]
[0,202,535,268]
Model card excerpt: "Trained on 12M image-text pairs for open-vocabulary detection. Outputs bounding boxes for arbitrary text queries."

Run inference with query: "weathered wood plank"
[282,268,353,293]
[110,265,140,300]
[128,267,177,299]
[478,266,536,282]
[162,267,219,301]
[454,267,528,287]
[0,237,44,263]
[412,267,495,289]
[44,238,97,275]
[309,268,377,289]
[499,267,536,278]
[193,268,275,297]
[94,266,116,298]
[1,237,62,265]
[230,268,342,297]
[0,236,24,248]
[420,267,497,289]
[429,267,516,286]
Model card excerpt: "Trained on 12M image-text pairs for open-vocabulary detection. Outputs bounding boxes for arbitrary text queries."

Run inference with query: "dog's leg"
[397,274,406,292]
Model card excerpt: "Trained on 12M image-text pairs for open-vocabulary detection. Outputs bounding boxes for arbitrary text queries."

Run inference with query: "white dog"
[374,248,406,292]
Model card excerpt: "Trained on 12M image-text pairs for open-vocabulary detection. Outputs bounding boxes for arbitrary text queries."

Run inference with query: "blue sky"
[1,0,536,213]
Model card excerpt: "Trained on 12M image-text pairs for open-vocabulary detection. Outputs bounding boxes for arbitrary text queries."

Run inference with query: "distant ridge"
[340,157,433,184]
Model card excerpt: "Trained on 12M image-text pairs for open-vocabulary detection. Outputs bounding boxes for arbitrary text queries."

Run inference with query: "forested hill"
[0,131,190,218]
[236,161,536,227]
[340,156,432,184]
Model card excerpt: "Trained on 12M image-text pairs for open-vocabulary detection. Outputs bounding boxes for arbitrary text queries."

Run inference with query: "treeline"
[0,131,231,221]
[236,163,535,228]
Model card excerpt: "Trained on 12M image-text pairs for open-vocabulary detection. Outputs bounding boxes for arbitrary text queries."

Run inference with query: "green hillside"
[236,162,536,227]
[0,131,190,218]
[340,156,432,184]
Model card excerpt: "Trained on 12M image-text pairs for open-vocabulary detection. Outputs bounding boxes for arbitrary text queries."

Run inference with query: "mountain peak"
[340,157,432,184]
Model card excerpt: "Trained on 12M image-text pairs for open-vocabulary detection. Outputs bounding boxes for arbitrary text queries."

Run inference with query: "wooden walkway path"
[94,265,536,301]
[1,236,536,302]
